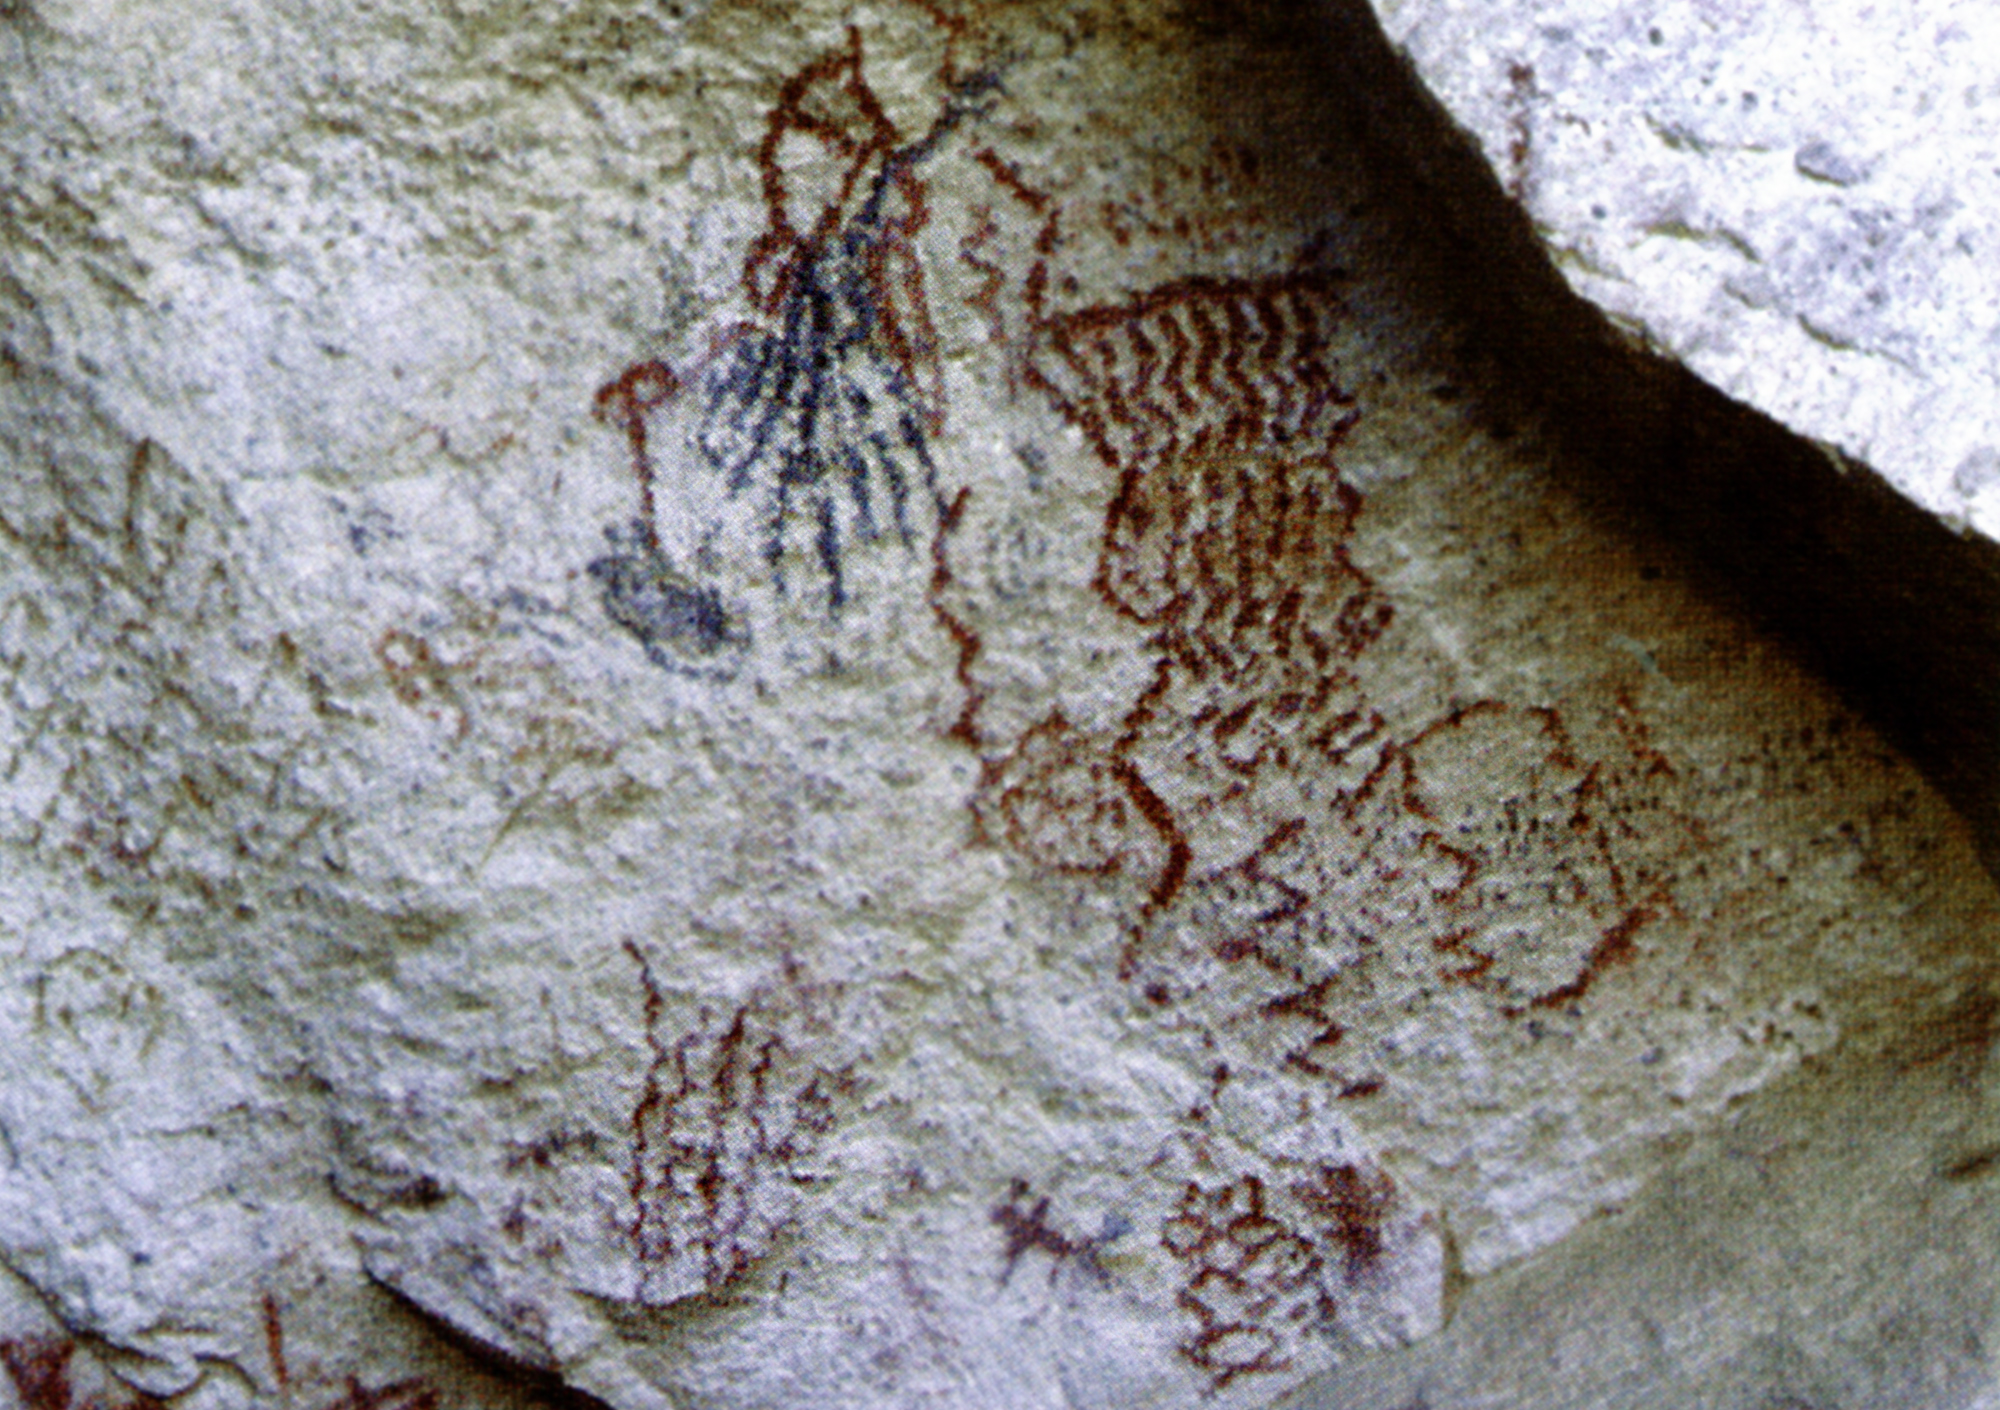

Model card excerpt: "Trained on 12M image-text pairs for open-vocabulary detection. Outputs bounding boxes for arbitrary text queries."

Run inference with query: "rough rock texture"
[1370,0,2000,539]
[4,2,2000,1409]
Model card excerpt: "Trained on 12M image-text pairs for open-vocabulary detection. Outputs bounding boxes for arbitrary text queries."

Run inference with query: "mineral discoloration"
[0,1319,441,1410]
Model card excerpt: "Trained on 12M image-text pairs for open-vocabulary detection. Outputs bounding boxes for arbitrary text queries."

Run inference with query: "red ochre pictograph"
[931,140,1698,1387]
[589,10,991,633]
[950,161,1684,1017]
[989,1179,1120,1287]
[574,13,1699,1389]
[1155,1160,1401,1391]
[967,265,1392,981]
[622,942,856,1301]
[1160,1174,1329,1389]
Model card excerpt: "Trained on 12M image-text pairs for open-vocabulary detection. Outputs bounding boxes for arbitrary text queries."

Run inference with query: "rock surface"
[3,3,2000,1409]
[1369,0,2000,539]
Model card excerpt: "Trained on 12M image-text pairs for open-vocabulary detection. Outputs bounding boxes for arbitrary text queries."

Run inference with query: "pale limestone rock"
[3,3,1999,1409]
[1370,0,2000,539]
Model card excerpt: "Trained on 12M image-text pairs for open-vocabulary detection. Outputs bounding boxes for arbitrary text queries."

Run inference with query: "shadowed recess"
[1221,0,2000,880]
